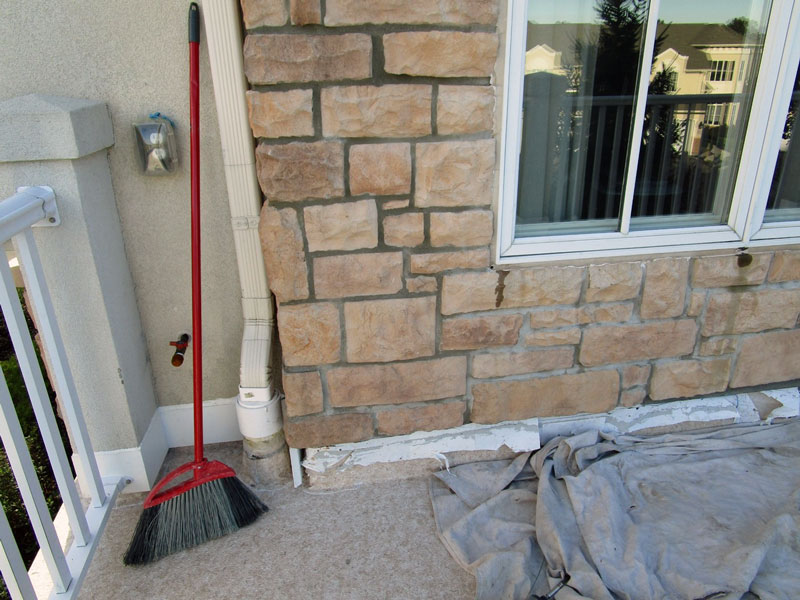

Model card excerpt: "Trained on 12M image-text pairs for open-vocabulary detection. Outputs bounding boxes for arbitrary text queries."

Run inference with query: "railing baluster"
[671,104,693,214]
[655,104,677,215]
[638,104,661,217]
[588,106,607,219]
[0,364,71,593]
[13,229,106,508]
[0,501,37,600]
[0,255,91,548]
[606,105,625,219]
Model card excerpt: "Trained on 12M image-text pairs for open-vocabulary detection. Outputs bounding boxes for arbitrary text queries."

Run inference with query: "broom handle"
[189,2,203,464]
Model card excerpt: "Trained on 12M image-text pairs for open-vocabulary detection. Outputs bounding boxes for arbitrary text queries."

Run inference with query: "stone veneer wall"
[242,0,800,449]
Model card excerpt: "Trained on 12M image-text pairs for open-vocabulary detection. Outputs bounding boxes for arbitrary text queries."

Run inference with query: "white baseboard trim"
[87,397,242,493]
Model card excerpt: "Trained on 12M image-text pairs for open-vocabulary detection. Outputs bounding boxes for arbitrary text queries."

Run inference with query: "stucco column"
[0,95,159,469]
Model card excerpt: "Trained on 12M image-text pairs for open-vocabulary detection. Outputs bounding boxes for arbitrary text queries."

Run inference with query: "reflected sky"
[527,0,762,24]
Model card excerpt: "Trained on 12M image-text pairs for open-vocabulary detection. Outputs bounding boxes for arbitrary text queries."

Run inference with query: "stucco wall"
[244,0,800,448]
[0,1,243,409]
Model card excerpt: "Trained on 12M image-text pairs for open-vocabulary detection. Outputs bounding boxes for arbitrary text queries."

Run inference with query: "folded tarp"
[430,419,800,600]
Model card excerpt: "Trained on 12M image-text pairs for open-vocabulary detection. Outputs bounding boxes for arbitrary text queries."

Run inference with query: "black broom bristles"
[123,476,268,565]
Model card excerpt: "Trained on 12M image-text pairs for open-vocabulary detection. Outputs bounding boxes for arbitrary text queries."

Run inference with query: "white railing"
[0,187,127,599]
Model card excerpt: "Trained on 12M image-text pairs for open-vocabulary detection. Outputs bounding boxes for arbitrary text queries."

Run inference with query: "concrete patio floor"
[78,442,474,600]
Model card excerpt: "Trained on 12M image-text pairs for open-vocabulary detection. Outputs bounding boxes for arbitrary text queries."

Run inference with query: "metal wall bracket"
[17,186,60,227]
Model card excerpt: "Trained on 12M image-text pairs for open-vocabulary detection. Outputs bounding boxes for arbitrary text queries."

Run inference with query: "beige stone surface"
[282,370,324,417]
[258,205,309,302]
[437,86,494,135]
[376,402,465,436]
[580,320,698,366]
[441,314,523,350]
[524,329,581,347]
[345,296,436,362]
[442,267,584,314]
[699,337,738,356]
[256,141,344,201]
[471,371,619,423]
[640,258,689,319]
[350,143,412,196]
[702,288,800,335]
[325,0,497,25]
[691,253,771,287]
[621,388,646,407]
[529,304,633,327]
[246,90,313,139]
[384,212,424,247]
[240,0,288,27]
[416,140,494,207]
[284,413,373,447]
[731,329,800,387]
[407,276,438,293]
[383,199,410,210]
[410,249,490,274]
[277,303,341,366]
[622,364,651,387]
[687,291,706,316]
[322,85,431,137]
[244,34,371,84]
[650,358,732,400]
[471,348,574,378]
[314,252,403,299]
[430,210,493,247]
[290,0,322,24]
[304,199,378,252]
[328,357,467,407]
[383,32,499,77]
[769,251,800,282]
[586,262,642,302]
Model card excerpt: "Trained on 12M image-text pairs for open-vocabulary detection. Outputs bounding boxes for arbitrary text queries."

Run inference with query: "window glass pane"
[764,62,800,222]
[630,0,770,230]
[515,0,645,237]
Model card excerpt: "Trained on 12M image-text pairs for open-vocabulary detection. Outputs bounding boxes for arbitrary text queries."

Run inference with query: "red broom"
[124,2,267,565]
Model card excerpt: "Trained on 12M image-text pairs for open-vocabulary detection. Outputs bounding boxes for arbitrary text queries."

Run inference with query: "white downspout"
[200,2,283,447]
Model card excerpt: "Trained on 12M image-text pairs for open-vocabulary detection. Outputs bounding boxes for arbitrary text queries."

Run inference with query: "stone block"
[246,90,313,138]
[314,252,403,299]
[586,262,642,302]
[430,210,493,247]
[376,402,465,436]
[383,213,424,247]
[321,85,431,137]
[649,358,732,400]
[437,86,494,135]
[731,329,800,387]
[244,34,371,84]
[768,251,800,282]
[620,388,646,407]
[383,32,499,77]
[580,320,697,366]
[640,258,689,319]
[277,303,340,366]
[282,370,323,417]
[350,143,411,196]
[407,276,438,293]
[441,314,523,350]
[410,249,490,274]
[328,357,467,407]
[304,199,378,252]
[471,348,574,378]
[240,0,287,27]
[442,266,584,314]
[284,413,372,447]
[702,289,800,335]
[258,205,308,302]
[344,296,436,362]
[529,304,633,327]
[691,253,771,287]
[699,337,738,356]
[687,291,705,317]
[383,199,410,210]
[415,140,494,207]
[524,329,581,347]
[256,141,344,201]
[324,0,497,25]
[471,371,619,423]
[621,364,651,387]
[290,0,322,24]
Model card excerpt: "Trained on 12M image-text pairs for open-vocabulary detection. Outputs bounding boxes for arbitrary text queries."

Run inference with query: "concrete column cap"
[0,94,114,163]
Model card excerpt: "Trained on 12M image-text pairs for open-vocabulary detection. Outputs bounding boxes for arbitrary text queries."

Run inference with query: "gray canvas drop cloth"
[430,420,800,600]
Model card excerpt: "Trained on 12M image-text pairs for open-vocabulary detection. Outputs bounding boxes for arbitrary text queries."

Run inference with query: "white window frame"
[496,0,800,265]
